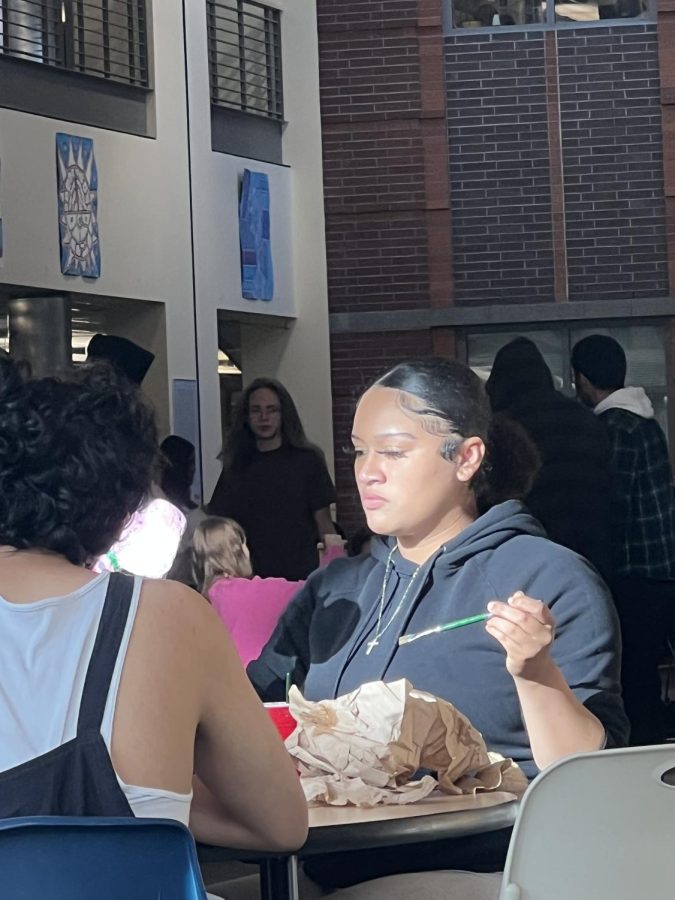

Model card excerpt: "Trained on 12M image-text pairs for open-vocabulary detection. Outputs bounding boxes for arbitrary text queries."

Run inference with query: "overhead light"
[470,366,491,382]
[218,350,241,375]
[72,329,97,359]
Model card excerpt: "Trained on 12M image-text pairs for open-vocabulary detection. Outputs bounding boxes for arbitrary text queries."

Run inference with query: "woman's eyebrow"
[351,431,417,441]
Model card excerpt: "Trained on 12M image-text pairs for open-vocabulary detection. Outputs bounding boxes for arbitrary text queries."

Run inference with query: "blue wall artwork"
[239,169,273,301]
[56,133,100,278]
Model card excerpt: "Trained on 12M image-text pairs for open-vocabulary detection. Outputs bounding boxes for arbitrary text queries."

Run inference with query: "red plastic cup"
[264,702,297,740]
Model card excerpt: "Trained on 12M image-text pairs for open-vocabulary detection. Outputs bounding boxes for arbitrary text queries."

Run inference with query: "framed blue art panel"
[239,168,273,301]
[56,133,100,278]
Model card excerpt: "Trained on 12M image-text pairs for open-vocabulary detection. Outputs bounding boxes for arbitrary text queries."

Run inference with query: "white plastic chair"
[500,745,675,900]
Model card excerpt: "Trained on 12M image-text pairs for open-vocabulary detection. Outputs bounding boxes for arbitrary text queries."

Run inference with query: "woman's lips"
[362,494,386,510]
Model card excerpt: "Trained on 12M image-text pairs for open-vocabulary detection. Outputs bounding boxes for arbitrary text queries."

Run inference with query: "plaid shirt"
[599,408,675,580]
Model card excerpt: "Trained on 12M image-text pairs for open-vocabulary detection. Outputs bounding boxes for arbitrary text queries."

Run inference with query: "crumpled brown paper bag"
[285,679,527,807]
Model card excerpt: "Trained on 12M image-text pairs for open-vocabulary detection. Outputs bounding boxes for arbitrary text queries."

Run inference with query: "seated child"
[193,517,303,666]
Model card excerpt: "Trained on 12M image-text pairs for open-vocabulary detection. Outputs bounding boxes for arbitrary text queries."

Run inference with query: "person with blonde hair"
[193,517,303,666]
[193,517,253,594]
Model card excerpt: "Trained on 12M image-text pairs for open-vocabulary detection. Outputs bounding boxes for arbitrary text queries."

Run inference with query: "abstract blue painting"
[56,133,100,278]
[239,169,273,301]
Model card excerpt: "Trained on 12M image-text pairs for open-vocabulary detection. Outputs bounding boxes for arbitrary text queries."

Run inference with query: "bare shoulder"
[134,578,232,661]
[139,577,211,619]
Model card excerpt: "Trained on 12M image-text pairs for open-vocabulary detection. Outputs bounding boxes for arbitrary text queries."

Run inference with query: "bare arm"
[189,599,308,851]
[485,592,605,771]
[313,507,336,541]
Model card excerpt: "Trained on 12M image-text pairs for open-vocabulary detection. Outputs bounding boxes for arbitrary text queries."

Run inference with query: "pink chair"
[208,577,303,667]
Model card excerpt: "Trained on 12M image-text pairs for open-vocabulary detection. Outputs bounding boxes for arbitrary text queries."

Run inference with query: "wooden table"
[198,790,520,900]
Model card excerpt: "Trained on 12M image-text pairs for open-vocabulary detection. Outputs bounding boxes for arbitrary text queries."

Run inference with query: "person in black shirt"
[485,337,614,580]
[208,378,336,580]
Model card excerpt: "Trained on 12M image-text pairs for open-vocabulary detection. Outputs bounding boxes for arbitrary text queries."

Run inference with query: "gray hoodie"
[594,386,654,419]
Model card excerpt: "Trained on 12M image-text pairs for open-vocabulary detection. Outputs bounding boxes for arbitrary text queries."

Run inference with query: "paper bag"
[285,679,526,807]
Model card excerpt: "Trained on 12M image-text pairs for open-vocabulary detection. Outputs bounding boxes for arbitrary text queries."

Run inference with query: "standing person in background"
[161,435,206,585]
[161,435,200,514]
[486,337,613,580]
[87,335,188,580]
[209,378,336,580]
[572,334,675,745]
[86,333,155,386]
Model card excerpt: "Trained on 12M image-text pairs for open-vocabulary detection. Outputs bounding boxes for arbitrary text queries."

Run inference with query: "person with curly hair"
[0,351,307,862]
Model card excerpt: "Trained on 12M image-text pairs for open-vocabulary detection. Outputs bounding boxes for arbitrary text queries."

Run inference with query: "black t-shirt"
[209,444,336,580]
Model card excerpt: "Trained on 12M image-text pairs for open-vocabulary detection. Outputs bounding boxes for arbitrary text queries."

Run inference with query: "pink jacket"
[208,576,303,667]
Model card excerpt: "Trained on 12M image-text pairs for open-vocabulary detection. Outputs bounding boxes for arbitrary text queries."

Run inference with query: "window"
[449,0,651,28]
[207,0,283,121]
[0,1,148,87]
[465,323,669,440]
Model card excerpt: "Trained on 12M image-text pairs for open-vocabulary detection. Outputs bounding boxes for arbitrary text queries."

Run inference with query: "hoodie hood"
[486,338,555,412]
[594,387,654,419]
[370,499,547,571]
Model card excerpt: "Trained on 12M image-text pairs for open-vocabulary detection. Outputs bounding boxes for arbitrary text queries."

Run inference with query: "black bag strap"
[77,573,135,734]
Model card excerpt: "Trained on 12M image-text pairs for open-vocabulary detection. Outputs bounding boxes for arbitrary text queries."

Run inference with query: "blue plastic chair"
[0,816,208,899]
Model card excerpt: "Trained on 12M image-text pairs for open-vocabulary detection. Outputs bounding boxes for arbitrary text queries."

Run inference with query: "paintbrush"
[398,612,490,646]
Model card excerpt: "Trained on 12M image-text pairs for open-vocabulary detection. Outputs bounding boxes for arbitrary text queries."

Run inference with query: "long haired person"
[209,378,336,580]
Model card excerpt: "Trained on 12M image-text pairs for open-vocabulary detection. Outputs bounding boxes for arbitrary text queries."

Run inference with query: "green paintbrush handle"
[438,612,490,633]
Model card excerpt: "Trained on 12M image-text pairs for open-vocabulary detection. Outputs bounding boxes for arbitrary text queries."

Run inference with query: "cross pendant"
[366,638,379,655]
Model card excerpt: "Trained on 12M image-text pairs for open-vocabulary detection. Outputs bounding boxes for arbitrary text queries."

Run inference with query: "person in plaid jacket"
[572,334,675,745]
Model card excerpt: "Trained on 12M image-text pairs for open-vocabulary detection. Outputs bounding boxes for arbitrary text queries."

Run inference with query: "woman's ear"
[454,437,485,482]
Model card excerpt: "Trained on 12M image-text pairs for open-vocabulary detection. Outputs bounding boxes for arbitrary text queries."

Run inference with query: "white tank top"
[0,572,192,825]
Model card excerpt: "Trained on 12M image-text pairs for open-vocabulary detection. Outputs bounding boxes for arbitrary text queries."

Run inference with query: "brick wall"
[318,27,421,125]
[318,0,451,528]
[330,329,434,534]
[444,26,668,304]
[325,213,431,312]
[317,0,419,31]
[659,3,675,294]
[558,26,668,301]
[318,5,430,318]
[318,8,672,529]
[444,32,555,305]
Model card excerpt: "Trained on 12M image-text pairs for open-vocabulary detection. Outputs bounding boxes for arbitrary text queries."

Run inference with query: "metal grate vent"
[207,0,283,121]
[0,1,149,88]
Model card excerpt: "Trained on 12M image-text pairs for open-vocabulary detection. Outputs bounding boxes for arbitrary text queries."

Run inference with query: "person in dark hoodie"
[485,337,613,580]
[247,357,627,890]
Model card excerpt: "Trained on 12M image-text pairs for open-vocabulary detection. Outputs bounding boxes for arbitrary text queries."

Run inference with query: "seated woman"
[193,516,303,666]
[0,352,307,859]
[248,357,628,888]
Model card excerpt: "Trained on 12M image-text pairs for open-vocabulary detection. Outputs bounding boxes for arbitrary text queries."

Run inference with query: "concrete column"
[8,296,72,378]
